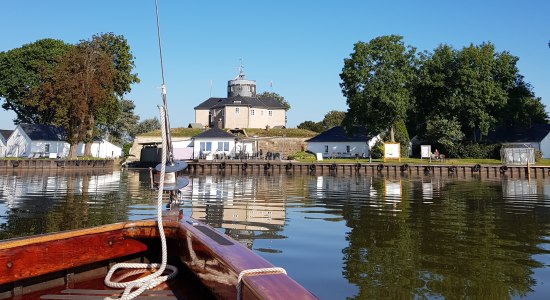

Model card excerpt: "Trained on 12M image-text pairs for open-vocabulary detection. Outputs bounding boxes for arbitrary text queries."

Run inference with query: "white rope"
[103,106,177,300]
[236,267,287,300]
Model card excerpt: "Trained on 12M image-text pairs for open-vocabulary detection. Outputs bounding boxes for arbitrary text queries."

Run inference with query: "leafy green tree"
[414,43,522,142]
[89,33,140,99]
[297,120,324,133]
[340,35,416,141]
[131,118,162,137]
[412,44,459,137]
[33,42,115,158]
[0,39,72,124]
[257,91,291,111]
[499,77,548,127]
[393,119,410,157]
[455,43,517,141]
[97,99,140,145]
[425,117,465,151]
[322,110,346,129]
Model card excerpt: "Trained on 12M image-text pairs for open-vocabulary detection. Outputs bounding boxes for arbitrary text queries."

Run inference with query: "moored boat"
[0,210,317,299]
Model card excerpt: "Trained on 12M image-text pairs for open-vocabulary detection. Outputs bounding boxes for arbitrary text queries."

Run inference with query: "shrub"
[447,143,501,159]
[535,150,543,162]
[370,140,384,159]
[287,151,316,160]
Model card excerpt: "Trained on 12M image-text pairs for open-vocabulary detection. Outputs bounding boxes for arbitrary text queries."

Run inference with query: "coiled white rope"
[236,267,287,300]
[103,106,177,300]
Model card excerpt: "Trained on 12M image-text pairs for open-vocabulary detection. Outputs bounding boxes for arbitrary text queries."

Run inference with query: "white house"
[306,126,380,159]
[486,124,550,159]
[6,124,69,158]
[76,138,122,158]
[192,128,253,159]
[0,130,13,157]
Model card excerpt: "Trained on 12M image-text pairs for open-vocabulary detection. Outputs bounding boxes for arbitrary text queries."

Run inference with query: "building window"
[268,110,273,117]
[324,145,328,153]
[346,145,351,153]
[45,144,50,153]
[200,142,212,151]
[217,142,229,151]
[234,100,241,104]
[251,109,255,116]
[235,107,240,114]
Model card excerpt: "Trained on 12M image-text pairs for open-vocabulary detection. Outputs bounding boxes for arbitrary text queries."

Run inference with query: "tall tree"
[499,77,548,127]
[89,33,140,100]
[0,39,72,124]
[96,99,140,145]
[257,91,291,111]
[35,42,115,158]
[455,43,517,141]
[340,35,416,141]
[322,110,346,129]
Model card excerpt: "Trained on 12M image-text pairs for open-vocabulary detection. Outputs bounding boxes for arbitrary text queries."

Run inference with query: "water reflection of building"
[0,171,121,210]
[188,176,286,246]
[503,179,538,197]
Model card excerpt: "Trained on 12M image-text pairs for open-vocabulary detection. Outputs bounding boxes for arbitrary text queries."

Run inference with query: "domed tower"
[227,64,256,97]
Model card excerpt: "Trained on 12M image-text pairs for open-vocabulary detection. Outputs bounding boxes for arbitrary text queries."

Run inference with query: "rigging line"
[154,0,173,163]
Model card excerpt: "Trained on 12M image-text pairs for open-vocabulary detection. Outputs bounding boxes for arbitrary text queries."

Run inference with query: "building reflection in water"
[184,175,286,248]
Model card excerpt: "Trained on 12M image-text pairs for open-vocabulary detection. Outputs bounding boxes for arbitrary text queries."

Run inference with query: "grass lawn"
[294,156,550,166]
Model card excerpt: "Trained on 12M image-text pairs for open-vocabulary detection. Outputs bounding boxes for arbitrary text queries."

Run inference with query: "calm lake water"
[1,169,550,299]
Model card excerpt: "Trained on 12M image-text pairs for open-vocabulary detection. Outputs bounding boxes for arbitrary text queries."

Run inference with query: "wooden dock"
[185,160,549,179]
[0,159,115,170]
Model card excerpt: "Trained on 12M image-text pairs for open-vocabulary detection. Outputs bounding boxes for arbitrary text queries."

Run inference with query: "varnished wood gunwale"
[175,215,318,299]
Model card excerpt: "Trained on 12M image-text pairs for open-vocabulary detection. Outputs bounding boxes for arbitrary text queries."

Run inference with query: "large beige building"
[194,69,287,129]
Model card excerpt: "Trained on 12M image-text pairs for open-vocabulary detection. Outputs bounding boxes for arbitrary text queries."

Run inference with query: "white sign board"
[421,145,432,159]
[384,143,400,160]
[315,153,324,161]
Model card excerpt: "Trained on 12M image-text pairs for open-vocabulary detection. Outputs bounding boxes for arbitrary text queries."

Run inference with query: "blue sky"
[1,0,549,130]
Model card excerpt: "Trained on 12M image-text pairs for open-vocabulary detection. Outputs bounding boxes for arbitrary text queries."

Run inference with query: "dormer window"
[234,100,241,104]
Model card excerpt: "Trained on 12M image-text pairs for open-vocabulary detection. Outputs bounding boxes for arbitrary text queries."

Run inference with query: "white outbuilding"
[5,124,69,158]
[306,126,380,159]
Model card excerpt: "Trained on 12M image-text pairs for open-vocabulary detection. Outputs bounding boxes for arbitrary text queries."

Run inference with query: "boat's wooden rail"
[0,211,317,299]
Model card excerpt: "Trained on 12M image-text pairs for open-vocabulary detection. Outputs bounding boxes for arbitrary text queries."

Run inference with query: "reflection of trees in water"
[342,178,543,299]
[0,171,154,240]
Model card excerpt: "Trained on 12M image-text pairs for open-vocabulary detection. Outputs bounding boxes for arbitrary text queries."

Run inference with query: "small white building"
[486,124,550,159]
[192,128,253,159]
[306,126,380,159]
[0,130,13,157]
[5,124,69,158]
[76,138,122,158]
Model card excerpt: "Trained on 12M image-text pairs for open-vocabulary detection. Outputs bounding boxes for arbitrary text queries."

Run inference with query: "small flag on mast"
[269,80,273,88]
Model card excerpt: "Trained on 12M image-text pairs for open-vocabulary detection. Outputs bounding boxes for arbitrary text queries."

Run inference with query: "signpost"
[421,145,432,162]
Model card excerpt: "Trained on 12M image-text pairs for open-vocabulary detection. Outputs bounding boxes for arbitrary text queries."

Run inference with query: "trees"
[97,99,140,145]
[0,39,72,124]
[37,42,116,158]
[1,34,139,158]
[257,91,291,111]
[130,118,162,138]
[297,120,324,133]
[413,43,523,143]
[340,35,416,141]
[322,110,346,129]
